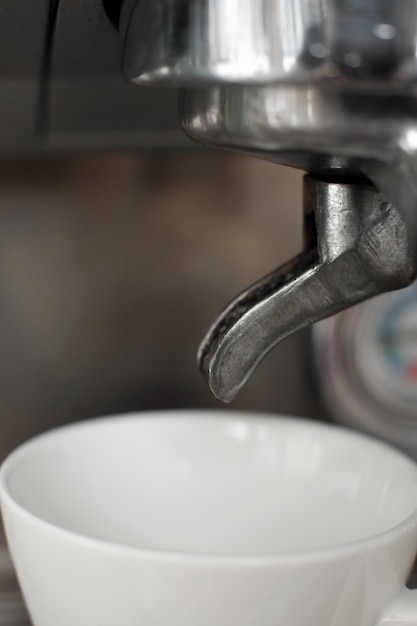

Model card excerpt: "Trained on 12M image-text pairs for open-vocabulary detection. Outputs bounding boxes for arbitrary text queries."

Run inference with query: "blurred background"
[0,153,323,460]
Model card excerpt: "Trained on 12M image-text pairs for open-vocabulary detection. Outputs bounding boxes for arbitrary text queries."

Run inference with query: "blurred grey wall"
[0,153,326,459]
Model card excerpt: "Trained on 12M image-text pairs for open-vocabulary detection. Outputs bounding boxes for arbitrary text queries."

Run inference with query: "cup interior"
[2,412,417,556]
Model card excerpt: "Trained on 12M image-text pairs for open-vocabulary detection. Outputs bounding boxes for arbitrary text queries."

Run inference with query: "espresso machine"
[2,0,417,621]
[121,0,417,423]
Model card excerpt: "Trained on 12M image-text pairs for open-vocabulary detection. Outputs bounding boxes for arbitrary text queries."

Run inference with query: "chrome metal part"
[182,71,417,401]
[121,0,417,87]
[199,177,417,402]
[121,0,417,400]
[182,85,417,236]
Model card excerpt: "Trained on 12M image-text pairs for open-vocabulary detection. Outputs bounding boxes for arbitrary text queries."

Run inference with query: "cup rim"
[2,409,417,566]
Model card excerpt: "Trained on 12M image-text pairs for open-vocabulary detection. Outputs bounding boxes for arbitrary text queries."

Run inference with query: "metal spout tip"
[198,336,241,403]
[209,386,236,404]
[208,376,238,404]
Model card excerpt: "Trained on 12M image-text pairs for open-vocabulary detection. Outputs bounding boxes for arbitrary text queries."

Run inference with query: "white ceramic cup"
[1,410,417,626]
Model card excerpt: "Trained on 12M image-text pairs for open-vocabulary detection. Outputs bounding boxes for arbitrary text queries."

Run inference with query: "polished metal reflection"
[198,178,416,402]
[182,83,417,236]
[121,0,417,86]
[185,75,417,397]
[121,0,417,401]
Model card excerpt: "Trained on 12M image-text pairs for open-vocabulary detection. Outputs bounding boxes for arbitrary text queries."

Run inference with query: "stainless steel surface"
[121,0,417,87]
[182,85,417,235]
[199,176,417,402]
[122,0,417,398]
[175,7,417,398]
[182,80,417,397]
[121,0,327,85]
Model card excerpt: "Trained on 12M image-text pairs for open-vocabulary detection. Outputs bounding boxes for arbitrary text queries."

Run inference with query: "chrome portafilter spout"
[198,177,416,401]
[120,0,417,401]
